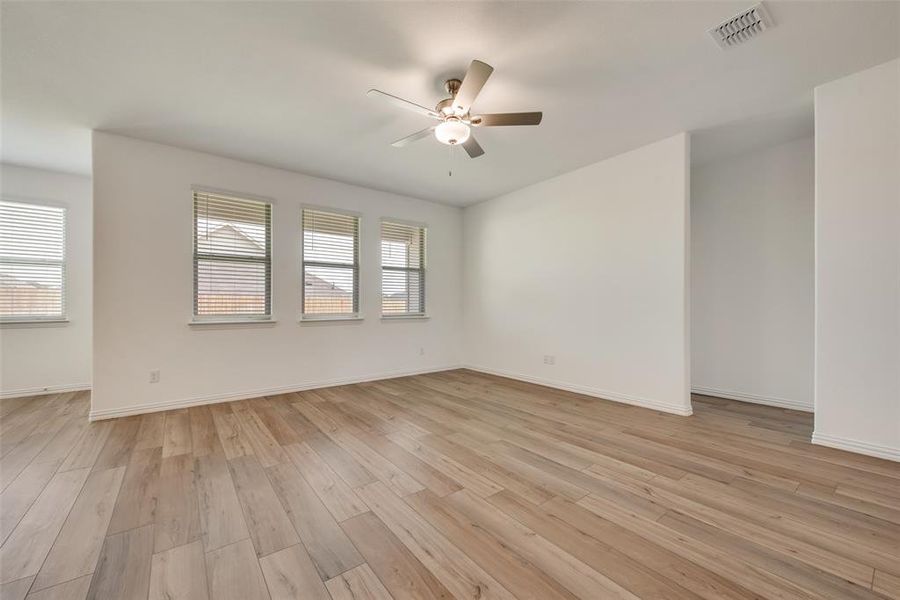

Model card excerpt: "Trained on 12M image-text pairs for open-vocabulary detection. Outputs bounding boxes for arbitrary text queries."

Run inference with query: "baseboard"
[812,431,900,462]
[0,383,91,400]
[88,365,462,421]
[463,365,692,416]
[691,385,813,412]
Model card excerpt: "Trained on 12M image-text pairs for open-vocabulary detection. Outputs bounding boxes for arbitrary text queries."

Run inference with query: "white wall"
[691,137,814,411]
[463,133,691,415]
[813,58,900,461]
[91,132,462,419]
[0,164,92,397]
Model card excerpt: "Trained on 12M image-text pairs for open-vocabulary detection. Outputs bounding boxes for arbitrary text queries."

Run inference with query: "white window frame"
[300,205,361,322]
[380,218,427,319]
[0,198,68,324]
[191,188,274,323]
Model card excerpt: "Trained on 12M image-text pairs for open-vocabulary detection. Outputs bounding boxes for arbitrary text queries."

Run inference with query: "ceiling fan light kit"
[367,59,543,159]
[434,118,470,146]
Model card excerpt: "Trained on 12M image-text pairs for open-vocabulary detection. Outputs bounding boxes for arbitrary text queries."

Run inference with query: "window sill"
[0,319,69,328]
[299,315,364,325]
[189,319,277,329]
[381,315,429,321]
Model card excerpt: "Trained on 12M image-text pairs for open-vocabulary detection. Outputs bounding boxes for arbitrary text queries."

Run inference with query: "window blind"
[193,190,272,319]
[302,208,359,316]
[0,200,66,321]
[381,220,426,316]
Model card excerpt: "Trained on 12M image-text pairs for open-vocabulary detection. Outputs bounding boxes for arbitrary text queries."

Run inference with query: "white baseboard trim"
[0,383,91,400]
[88,365,462,421]
[463,365,692,416]
[691,385,813,412]
[811,431,900,462]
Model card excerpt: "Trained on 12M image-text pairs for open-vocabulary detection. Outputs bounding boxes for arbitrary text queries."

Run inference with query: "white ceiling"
[2,2,898,206]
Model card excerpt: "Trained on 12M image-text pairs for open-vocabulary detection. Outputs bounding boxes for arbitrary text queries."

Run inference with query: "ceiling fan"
[367,60,542,158]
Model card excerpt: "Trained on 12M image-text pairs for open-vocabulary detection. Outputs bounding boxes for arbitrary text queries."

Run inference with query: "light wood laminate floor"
[1,369,898,600]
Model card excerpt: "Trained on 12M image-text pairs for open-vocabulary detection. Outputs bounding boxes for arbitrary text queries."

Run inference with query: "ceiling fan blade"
[472,112,543,127]
[391,127,436,147]
[462,135,485,158]
[453,60,494,114]
[367,89,439,119]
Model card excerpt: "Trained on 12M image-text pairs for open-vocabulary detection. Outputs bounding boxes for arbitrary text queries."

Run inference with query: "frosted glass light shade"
[434,120,470,145]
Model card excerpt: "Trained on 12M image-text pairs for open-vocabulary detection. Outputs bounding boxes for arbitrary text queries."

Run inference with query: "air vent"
[708,3,773,48]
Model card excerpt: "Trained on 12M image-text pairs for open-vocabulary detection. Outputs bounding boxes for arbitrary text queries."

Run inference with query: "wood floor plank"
[205,539,270,600]
[253,402,303,446]
[210,410,254,460]
[657,508,881,600]
[283,442,368,522]
[154,453,202,553]
[1,577,34,600]
[406,489,579,600]
[237,409,288,467]
[575,489,845,600]
[341,511,454,600]
[356,480,518,600]
[327,429,425,497]
[265,461,362,578]
[148,539,209,600]
[0,467,90,584]
[195,451,250,552]
[388,431,503,497]
[874,569,900,599]
[27,575,92,600]
[32,466,126,591]
[358,432,462,497]
[446,488,640,600]
[0,431,54,492]
[31,416,88,465]
[0,458,61,545]
[537,495,760,600]
[107,447,162,535]
[189,406,221,457]
[325,564,394,600]
[228,455,300,558]
[59,420,113,472]
[304,431,376,488]
[259,543,330,600]
[162,409,192,457]
[85,524,154,600]
[92,416,141,471]
[135,412,166,450]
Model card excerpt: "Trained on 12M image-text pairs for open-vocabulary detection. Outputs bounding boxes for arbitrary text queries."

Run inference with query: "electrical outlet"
[419,347,425,356]
[149,369,160,384]
[543,355,556,365]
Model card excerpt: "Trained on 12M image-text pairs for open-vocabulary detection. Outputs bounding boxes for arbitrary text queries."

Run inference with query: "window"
[193,190,272,320]
[381,220,426,316]
[302,208,359,317]
[0,200,66,322]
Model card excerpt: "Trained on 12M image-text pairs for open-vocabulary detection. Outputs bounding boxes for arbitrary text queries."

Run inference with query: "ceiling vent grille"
[708,3,773,48]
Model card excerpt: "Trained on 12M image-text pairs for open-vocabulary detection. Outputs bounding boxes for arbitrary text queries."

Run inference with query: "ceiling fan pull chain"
[448,143,453,177]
